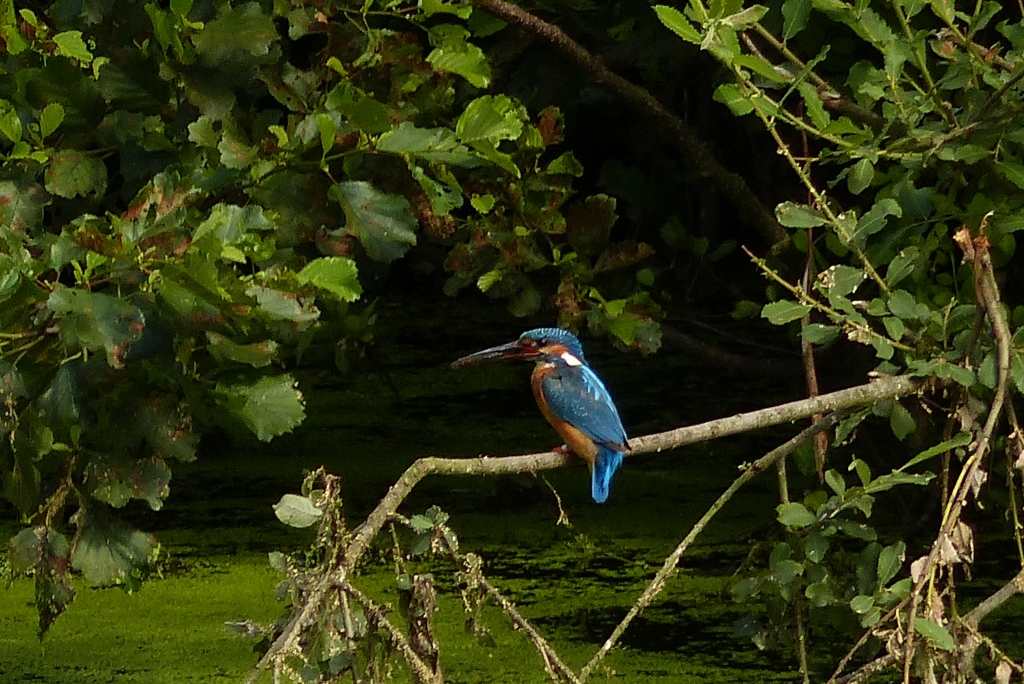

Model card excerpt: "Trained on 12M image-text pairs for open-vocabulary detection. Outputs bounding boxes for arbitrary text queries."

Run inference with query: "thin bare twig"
[578,412,845,682]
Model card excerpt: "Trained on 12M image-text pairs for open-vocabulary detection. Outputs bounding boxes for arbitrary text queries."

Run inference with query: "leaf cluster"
[0,0,668,636]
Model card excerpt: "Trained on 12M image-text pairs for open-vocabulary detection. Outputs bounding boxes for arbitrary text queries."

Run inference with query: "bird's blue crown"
[519,327,588,364]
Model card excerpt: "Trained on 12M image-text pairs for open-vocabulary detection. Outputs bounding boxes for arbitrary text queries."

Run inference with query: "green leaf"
[819,264,864,298]
[477,269,503,293]
[192,2,277,62]
[890,402,915,440]
[849,594,874,614]
[9,526,75,637]
[732,577,762,601]
[777,502,817,527]
[377,122,477,165]
[654,5,702,43]
[935,359,975,387]
[47,289,146,368]
[3,445,41,515]
[721,5,768,29]
[427,24,491,88]
[0,104,21,144]
[914,618,954,651]
[39,103,65,139]
[86,456,172,511]
[805,579,833,607]
[246,286,320,324]
[187,116,219,147]
[45,150,108,198]
[772,559,804,585]
[135,398,197,462]
[273,493,323,528]
[0,181,43,241]
[218,126,258,170]
[456,95,525,143]
[762,300,811,324]
[850,198,901,247]
[216,374,306,442]
[206,332,279,367]
[316,112,337,155]
[825,469,846,497]
[804,531,829,563]
[53,30,94,63]
[803,323,839,344]
[776,201,826,228]
[996,161,1024,190]
[797,81,829,129]
[411,166,464,215]
[847,158,874,195]
[191,204,274,262]
[832,519,877,540]
[734,54,788,84]
[421,0,473,18]
[782,0,811,38]
[882,316,905,341]
[331,181,417,263]
[1013,352,1024,395]
[297,256,362,302]
[877,541,905,587]
[326,83,391,134]
[713,84,754,116]
[471,194,495,213]
[70,509,157,586]
[886,247,917,287]
[887,289,919,320]
[409,514,434,533]
[863,470,933,494]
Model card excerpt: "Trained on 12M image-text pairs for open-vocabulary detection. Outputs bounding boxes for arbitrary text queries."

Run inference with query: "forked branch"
[249,375,923,683]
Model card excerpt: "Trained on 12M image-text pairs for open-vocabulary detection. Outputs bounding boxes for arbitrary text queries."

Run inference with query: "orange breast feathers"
[530,364,599,468]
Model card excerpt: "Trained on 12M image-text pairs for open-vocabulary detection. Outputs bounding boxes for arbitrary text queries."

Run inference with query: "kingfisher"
[452,327,629,503]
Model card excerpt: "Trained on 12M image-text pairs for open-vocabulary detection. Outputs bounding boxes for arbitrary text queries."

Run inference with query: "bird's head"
[452,327,589,368]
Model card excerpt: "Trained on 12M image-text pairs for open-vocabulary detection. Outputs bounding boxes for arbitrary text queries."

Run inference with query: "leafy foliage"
[656,0,1024,679]
[1,0,663,636]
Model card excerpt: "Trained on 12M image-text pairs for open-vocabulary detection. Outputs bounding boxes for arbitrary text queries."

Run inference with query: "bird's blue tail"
[591,447,624,504]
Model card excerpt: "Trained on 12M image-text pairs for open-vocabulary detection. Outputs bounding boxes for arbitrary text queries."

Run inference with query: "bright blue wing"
[540,364,628,449]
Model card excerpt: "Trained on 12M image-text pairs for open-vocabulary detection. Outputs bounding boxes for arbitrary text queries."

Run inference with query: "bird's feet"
[553,444,575,461]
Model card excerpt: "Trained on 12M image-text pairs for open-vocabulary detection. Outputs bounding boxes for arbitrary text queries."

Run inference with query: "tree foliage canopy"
[4,0,1024,680]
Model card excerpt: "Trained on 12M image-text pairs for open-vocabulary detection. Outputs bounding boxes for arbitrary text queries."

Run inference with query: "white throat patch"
[560,352,583,367]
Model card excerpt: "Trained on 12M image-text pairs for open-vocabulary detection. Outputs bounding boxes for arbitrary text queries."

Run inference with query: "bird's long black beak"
[451,340,538,368]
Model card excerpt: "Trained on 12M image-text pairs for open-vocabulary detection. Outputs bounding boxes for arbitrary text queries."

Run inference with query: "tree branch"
[255,375,922,683]
[345,374,922,567]
[579,411,845,681]
[472,0,789,247]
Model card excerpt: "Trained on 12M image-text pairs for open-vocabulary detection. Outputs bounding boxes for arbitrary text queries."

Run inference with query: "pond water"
[4,296,1022,682]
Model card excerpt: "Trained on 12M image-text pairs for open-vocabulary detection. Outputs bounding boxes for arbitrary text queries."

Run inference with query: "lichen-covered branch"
[345,374,922,567]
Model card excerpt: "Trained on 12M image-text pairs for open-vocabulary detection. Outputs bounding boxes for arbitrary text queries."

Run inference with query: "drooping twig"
[472,560,581,684]
[471,0,789,248]
[578,411,845,682]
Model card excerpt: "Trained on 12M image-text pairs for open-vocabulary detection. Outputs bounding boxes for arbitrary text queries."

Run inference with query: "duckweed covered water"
[0,300,865,682]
